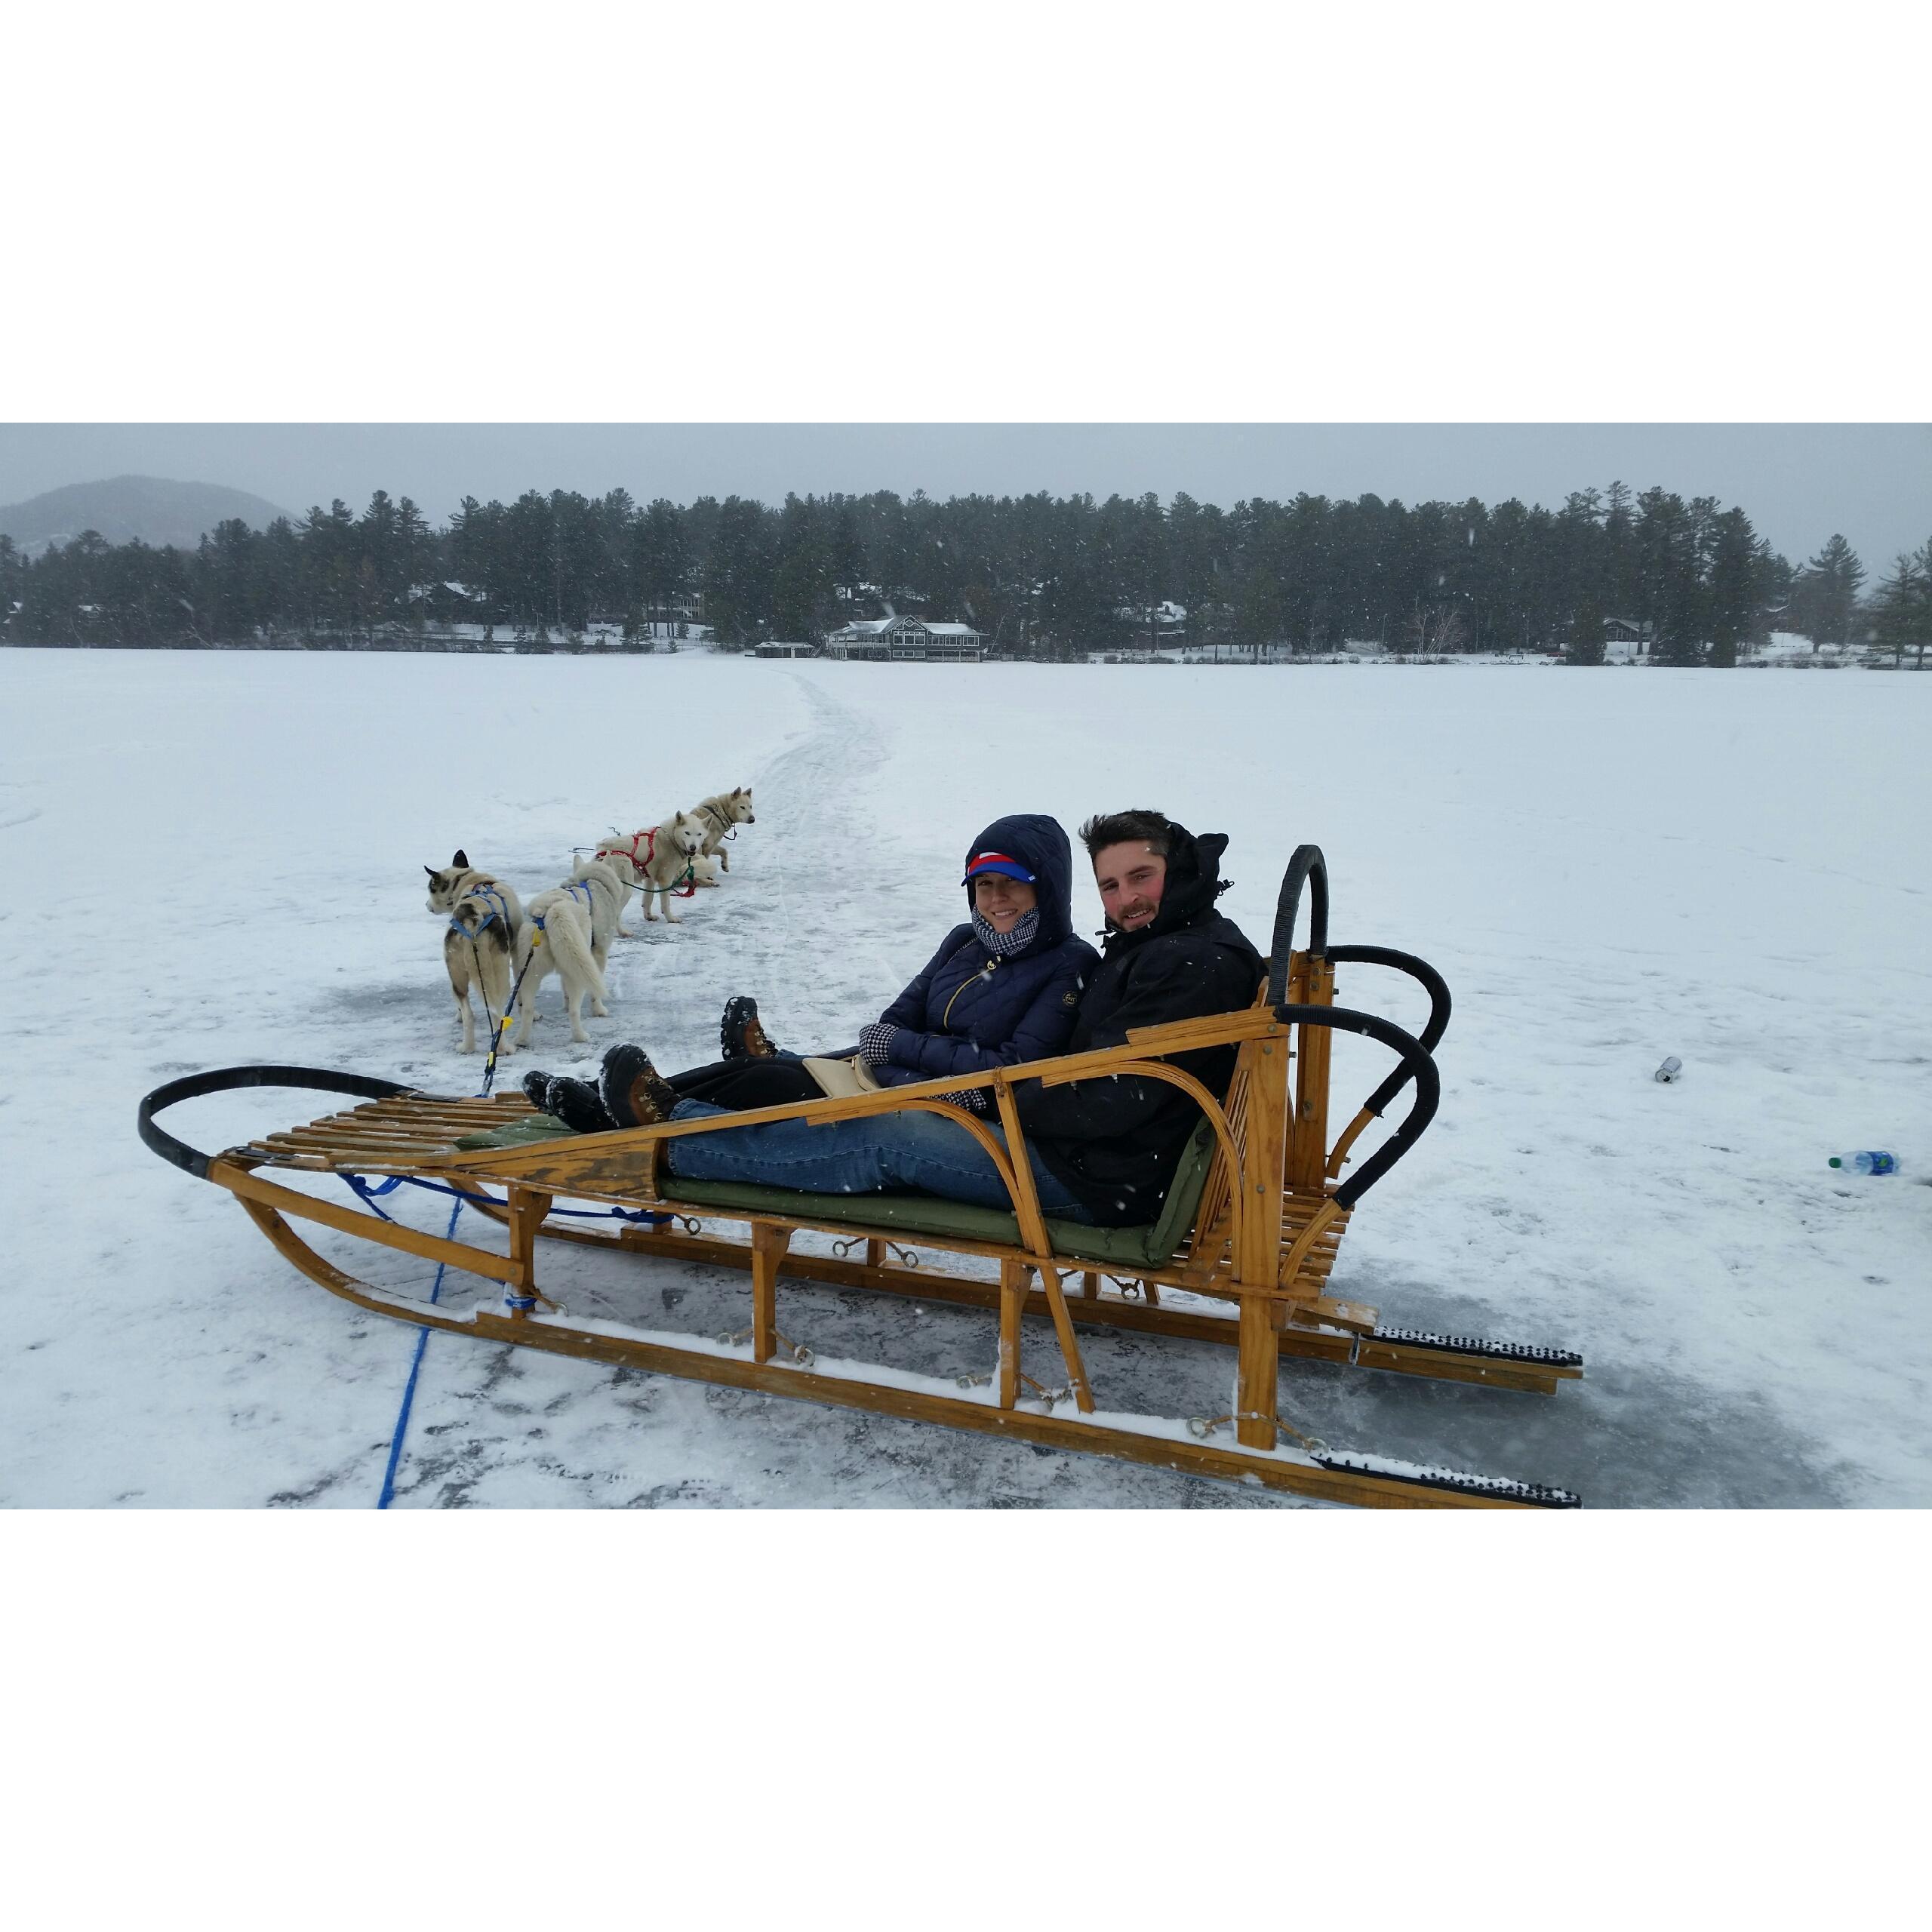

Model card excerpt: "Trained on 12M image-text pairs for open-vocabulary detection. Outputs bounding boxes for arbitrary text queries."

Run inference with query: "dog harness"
[527,877,598,941]
[625,826,698,898]
[448,883,512,938]
[598,829,697,897]
[596,831,650,873]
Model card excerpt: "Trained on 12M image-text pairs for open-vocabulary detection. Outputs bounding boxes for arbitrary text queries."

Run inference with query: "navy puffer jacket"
[872,814,1099,1087]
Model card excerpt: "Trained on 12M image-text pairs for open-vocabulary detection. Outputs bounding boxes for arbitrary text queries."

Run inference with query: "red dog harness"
[598,829,696,897]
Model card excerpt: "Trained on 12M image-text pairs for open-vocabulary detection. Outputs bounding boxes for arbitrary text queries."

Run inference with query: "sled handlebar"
[1323,945,1452,1116]
[1265,844,1329,1004]
[137,1064,414,1181]
[1270,1004,1439,1208]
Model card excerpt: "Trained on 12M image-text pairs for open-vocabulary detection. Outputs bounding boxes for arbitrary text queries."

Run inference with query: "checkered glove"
[858,1022,902,1066]
[938,1086,989,1114]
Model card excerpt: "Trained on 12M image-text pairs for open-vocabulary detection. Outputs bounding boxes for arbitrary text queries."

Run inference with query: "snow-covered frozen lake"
[5,648,1929,1507]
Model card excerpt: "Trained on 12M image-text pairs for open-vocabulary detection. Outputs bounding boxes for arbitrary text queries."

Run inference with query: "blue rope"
[364,1145,673,1506]
[376,1192,463,1510]
[340,1172,406,1220]
[342,1168,674,1223]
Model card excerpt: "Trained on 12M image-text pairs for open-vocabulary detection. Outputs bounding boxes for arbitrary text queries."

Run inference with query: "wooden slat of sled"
[371,1100,529,1120]
[211,1159,520,1284]
[281,1115,479,1143]
[332,1108,518,1130]
[262,1124,461,1151]
[254,1131,466,1164]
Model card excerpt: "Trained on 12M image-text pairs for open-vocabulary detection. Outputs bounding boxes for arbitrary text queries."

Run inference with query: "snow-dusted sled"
[138,848,1584,1509]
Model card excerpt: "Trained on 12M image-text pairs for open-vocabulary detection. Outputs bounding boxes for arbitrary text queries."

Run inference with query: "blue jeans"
[663,1100,1100,1224]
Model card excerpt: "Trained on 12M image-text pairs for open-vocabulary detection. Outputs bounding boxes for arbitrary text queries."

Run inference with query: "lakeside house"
[824,615,986,661]
[1603,617,1654,660]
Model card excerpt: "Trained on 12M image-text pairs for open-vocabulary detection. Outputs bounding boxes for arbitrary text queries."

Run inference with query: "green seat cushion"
[455,1116,1219,1272]
[454,1113,574,1150]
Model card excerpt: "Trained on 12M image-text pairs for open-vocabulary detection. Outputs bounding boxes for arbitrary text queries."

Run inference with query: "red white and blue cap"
[962,850,1037,886]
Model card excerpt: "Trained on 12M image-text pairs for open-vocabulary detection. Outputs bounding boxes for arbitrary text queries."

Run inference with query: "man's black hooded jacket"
[1014,825,1262,1226]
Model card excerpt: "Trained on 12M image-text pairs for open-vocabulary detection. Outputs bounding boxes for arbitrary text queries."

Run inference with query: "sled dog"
[691,786,755,872]
[425,851,525,1055]
[588,830,656,935]
[567,854,635,969]
[629,808,708,923]
[513,877,610,1051]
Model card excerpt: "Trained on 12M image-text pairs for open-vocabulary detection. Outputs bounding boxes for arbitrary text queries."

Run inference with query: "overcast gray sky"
[3,424,1927,571]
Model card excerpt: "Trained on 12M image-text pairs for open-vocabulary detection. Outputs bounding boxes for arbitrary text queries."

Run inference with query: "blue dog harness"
[448,882,512,939]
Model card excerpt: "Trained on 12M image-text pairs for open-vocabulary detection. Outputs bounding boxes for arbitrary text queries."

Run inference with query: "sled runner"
[138,848,1586,1509]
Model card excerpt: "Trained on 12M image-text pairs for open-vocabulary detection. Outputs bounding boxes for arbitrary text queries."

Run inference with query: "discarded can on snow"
[1654,1057,1683,1082]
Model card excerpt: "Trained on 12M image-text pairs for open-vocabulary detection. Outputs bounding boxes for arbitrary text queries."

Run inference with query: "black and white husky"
[425,851,525,1055]
[691,786,755,872]
[509,857,629,1047]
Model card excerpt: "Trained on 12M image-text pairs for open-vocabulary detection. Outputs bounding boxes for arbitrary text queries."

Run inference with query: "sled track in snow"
[600,674,892,1060]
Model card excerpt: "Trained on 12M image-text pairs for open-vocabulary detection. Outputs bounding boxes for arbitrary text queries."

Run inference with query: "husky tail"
[549,905,607,1000]
[580,852,635,931]
[545,903,608,1040]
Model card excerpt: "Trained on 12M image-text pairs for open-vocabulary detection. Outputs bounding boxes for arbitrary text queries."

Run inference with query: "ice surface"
[4,648,1928,1507]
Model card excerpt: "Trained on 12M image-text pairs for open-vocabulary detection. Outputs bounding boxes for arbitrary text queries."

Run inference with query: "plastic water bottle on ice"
[1654,1057,1682,1082]
[1827,1151,1900,1176]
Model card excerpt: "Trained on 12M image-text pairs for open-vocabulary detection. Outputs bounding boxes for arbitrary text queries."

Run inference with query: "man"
[1010,808,1263,1223]
[595,811,1262,1229]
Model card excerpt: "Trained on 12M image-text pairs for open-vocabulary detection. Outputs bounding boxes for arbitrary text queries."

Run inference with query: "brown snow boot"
[720,995,780,1060]
[599,1044,680,1129]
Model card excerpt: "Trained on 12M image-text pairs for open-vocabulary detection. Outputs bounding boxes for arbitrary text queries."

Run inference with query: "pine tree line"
[3,481,1927,663]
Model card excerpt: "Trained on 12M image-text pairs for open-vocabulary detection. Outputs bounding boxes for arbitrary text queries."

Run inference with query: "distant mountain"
[0,475,294,553]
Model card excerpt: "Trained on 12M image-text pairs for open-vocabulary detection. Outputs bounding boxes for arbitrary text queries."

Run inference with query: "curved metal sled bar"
[1266,843,1330,1004]
[1323,944,1452,1119]
[139,1064,414,1181]
[1270,1004,1440,1209]
[1325,945,1451,1054]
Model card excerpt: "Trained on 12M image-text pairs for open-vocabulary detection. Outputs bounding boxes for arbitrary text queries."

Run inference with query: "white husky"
[690,786,755,872]
[510,860,629,1047]
[587,830,654,935]
[600,809,709,924]
[570,854,634,968]
[425,851,525,1055]
[596,845,718,891]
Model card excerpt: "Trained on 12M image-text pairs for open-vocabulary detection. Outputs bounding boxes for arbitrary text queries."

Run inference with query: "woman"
[525,811,1098,1148]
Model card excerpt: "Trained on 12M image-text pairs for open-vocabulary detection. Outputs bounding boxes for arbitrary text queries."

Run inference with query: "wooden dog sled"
[138,848,1585,1509]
